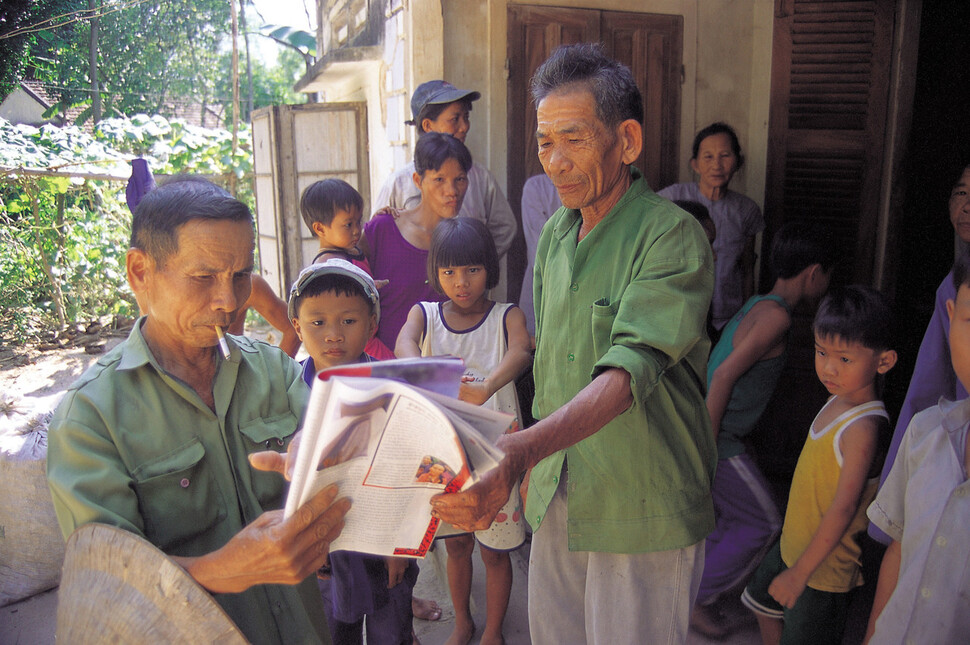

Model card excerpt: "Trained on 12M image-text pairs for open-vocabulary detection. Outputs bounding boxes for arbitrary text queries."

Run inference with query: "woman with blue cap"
[375,81,517,299]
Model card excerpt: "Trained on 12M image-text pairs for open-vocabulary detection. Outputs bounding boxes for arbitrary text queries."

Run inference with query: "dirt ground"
[0,321,287,404]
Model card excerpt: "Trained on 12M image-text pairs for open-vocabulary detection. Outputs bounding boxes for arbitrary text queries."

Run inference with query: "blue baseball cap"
[406,80,481,125]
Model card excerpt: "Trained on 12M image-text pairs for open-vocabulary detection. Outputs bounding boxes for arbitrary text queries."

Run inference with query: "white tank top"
[418,301,521,421]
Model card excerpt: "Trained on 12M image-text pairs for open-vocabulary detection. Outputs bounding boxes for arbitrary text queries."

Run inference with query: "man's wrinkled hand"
[180,484,350,594]
[430,464,513,532]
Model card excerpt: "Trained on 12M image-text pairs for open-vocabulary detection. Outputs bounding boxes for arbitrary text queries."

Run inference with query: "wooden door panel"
[251,102,368,297]
[753,0,895,493]
[765,0,893,286]
[507,6,599,203]
[506,6,600,301]
[601,11,682,192]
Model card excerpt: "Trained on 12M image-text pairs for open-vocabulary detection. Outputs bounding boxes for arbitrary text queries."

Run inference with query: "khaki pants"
[528,476,704,644]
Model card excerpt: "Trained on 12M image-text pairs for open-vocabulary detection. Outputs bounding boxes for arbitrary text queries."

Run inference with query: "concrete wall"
[442,0,774,208]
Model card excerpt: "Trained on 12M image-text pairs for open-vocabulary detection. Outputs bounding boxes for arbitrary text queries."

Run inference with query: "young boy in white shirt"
[864,249,970,644]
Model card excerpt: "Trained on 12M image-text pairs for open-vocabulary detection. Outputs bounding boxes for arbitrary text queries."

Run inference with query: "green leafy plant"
[0,114,254,346]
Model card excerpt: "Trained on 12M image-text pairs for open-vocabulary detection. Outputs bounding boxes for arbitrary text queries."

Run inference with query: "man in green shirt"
[431,44,716,643]
[47,177,350,644]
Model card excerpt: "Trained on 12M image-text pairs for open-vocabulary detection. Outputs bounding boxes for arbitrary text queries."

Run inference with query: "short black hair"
[130,175,252,266]
[414,132,472,176]
[813,285,894,351]
[300,179,364,233]
[691,122,745,171]
[769,221,838,280]
[530,43,643,128]
[427,218,499,294]
[416,98,474,137]
[673,200,713,227]
[291,273,374,319]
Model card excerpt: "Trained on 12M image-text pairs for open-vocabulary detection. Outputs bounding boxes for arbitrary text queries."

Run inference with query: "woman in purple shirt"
[659,122,764,333]
[360,132,473,350]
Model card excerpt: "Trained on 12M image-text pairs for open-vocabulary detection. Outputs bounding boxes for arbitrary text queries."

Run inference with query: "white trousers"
[528,476,704,645]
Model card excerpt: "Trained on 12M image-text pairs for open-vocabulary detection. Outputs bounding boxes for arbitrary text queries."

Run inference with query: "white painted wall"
[0,87,50,127]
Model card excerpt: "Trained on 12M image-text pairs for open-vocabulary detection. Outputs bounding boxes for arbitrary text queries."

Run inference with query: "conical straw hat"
[56,523,248,644]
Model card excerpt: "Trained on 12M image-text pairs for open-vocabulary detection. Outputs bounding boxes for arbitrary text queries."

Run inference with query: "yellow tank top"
[779,398,887,592]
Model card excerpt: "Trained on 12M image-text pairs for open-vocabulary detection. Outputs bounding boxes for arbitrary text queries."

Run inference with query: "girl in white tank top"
[396,217,532,645]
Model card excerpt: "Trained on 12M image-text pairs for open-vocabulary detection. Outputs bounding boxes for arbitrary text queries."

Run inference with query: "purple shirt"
[657,182,763,328]
[870,271,969,543]
[363,211,445,350]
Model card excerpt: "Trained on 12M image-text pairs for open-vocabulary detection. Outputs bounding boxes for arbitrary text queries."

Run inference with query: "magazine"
[283,357,515,558]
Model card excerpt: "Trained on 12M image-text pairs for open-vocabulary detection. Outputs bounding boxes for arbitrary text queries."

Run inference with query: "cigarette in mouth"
[215,326,230,360]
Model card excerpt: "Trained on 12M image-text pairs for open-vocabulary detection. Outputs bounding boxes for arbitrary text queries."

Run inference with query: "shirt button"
[567,354,575,362]
[570,283,578,292]
[936,535,948,547]
[180,478,190,488]
[553,475,559,483]
[920,587,932,599]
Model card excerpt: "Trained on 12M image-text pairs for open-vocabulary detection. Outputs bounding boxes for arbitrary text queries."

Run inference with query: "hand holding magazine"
[284,357,515,558]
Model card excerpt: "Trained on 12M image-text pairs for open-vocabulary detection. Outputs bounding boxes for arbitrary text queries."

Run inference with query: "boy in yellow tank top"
[742,286,897,644]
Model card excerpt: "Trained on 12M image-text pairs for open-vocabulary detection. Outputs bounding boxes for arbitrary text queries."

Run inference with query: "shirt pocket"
[131,439,227,552]
[238,412,299,509]
[591,298,618,359]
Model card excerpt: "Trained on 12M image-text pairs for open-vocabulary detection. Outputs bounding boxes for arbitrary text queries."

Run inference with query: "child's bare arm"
[864,538,900,643]
[768,417,880,608]
[248,274,301,357]
[394,304,425,358]
[459,306,533,406]
[357,230,371,261]
[706,301,790,438]
[385,556,409,589]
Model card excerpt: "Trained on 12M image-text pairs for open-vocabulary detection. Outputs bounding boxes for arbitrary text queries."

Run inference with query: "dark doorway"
[886,2,970,420]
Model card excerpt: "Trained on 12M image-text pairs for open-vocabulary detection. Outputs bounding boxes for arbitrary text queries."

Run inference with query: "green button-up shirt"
[529,167,717,553]
[47,320,329,644]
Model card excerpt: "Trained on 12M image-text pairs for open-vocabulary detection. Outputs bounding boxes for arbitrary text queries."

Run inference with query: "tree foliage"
[0,0,83,98]
[40,0,233,122]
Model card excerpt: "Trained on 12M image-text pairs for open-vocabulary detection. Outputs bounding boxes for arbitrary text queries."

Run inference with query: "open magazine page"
[285,377,476,558]
[420,391,515,538]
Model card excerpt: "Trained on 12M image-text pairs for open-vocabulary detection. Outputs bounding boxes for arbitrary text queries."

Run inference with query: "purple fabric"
[125,158,155,214]
[317,560,416,645]
[301,355,417,641]
[657,182,763,329]
[870,271,969,543]
[363,211,445,349]
[697,453,782,605]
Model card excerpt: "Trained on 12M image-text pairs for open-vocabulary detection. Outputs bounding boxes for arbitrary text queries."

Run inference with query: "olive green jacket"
[47,320,329,644]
